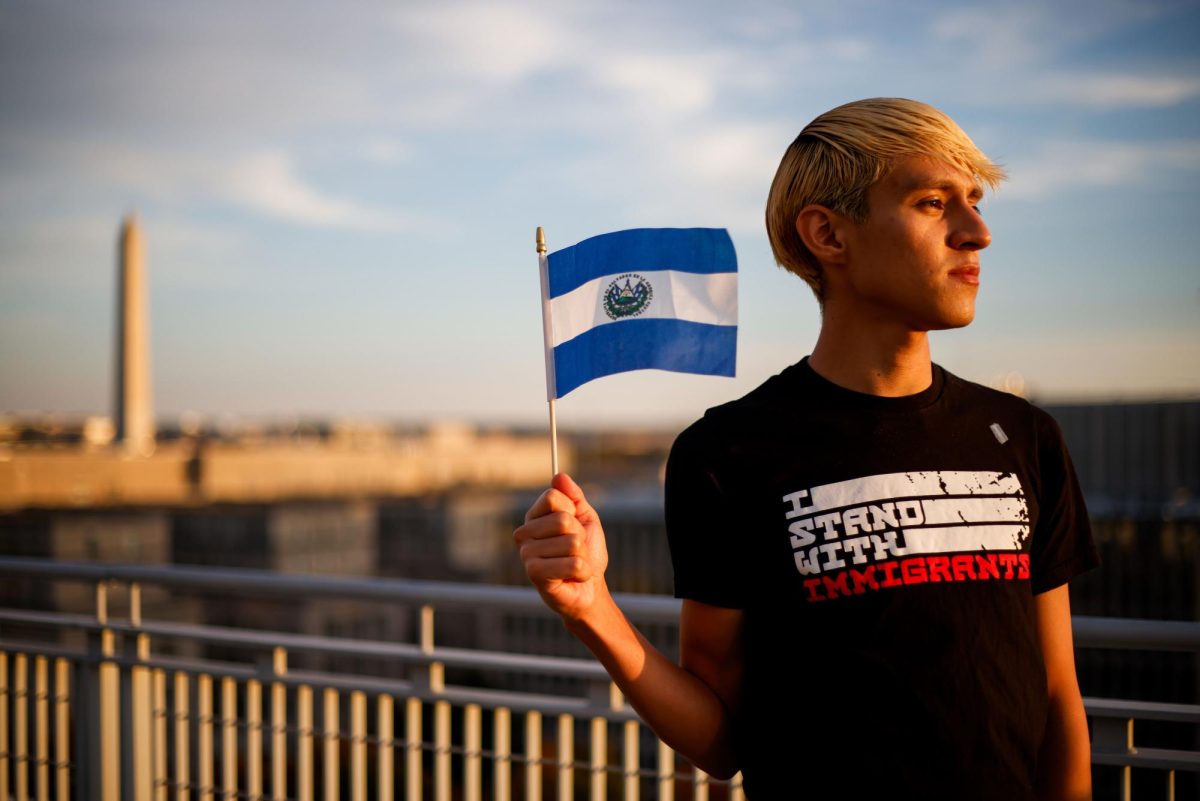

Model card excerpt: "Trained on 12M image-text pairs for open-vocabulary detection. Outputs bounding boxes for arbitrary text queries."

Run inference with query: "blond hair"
[765,98,1006,299]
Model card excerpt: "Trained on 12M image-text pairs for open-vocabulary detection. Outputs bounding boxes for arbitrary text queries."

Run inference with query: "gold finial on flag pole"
[537,226,559,478]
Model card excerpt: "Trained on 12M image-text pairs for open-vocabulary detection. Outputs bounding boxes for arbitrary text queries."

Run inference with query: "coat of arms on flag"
[538,227,738,399]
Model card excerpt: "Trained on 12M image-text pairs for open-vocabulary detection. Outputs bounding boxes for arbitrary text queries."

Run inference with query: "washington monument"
[115,214,155,455]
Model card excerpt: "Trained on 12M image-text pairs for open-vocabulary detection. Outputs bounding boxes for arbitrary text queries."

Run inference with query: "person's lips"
[949,265,980,285]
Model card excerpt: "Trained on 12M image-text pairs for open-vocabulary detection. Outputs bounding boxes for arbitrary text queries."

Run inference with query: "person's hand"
[513,473,610,622]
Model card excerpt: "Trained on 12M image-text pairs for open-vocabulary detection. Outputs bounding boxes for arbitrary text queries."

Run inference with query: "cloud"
[220,151,401,230]
[591,53,716,115]
[1003,139,1200,199]
[1035,74,1200,109]
[361,138,414,165]
[0,131,432,232]
[393,2,578,85]
[929,2,1198,111]
[932,1,1174,68]
[385,0,798,127]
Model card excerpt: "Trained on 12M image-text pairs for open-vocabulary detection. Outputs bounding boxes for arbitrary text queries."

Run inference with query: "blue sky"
[1,0,1197,427]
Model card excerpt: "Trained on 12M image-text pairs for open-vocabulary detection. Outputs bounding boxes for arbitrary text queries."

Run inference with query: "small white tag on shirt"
[990,423,1009,444]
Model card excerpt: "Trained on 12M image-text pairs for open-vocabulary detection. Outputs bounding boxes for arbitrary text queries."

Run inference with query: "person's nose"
[949,205,992,251]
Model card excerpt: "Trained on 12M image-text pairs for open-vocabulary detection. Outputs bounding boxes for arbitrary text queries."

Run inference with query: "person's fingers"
[519,529,588,561]
[524,485,577,524]
[513,510,580,544]
[525,554,593,585]
[551,472,599,527]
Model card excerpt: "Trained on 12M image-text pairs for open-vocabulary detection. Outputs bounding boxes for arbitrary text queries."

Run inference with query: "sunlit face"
[838,155,992,331]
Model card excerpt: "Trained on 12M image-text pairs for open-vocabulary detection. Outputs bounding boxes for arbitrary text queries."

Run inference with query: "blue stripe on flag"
[547,228,736,299]
[552,318,736,397]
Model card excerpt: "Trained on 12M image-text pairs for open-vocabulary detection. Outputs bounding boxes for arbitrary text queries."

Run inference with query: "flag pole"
[537,226,560,478]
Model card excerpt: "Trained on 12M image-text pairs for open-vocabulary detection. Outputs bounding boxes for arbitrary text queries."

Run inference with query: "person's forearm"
[564,586,739,778]
[1036,690,1092,801]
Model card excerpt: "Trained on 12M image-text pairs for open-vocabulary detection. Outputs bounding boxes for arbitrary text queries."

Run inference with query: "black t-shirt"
[665,358,1099,800]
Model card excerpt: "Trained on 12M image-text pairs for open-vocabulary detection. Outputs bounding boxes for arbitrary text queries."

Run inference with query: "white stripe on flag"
[549,269,737,348]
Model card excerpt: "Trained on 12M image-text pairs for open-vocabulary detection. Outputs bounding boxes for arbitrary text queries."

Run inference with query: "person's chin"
[928,309,976,331]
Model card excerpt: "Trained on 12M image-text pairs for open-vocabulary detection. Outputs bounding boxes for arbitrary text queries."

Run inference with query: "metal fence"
[0,557,1197,801]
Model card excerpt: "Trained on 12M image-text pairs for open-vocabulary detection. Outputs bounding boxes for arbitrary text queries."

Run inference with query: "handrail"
[0,556,1196,650]
[0,555,680,620]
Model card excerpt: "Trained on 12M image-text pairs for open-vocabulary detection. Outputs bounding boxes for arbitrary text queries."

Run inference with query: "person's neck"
[808,316,933,397]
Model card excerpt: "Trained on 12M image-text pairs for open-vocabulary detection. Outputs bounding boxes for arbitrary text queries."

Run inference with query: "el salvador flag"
[540,228,737,398]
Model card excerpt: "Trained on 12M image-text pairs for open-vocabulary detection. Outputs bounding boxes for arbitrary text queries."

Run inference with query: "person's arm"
[1033,584,1092,801]
[514,473,743,778]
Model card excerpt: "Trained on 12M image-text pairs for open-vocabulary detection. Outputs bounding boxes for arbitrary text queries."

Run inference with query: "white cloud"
[392,1,579,85]
[933,6,1051,66]
[1036,73,1200,108]
[1003,139,1200,199]
[220,151,398,230]
[592,54,716,115]
[386,0,786,127]
[929,2,1198,112]
[0,132,432,232]
[932,1,1172,68]
[671,123,783,184]
[361,138,414,165]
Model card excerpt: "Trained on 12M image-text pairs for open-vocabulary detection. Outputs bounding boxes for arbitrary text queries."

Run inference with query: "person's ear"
[795,205,849,268]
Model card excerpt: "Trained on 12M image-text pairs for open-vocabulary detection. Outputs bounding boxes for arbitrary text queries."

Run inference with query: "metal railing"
[0,556,1196,801]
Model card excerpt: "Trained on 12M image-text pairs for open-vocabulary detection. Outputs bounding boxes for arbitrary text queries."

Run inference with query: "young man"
[514,98,1099,800]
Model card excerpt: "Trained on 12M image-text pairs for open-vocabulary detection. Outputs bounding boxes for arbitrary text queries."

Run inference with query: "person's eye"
[919,198,944,210]
[972,204,983,216]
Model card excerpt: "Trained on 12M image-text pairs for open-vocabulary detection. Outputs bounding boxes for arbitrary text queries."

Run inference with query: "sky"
[1,0,1198,428]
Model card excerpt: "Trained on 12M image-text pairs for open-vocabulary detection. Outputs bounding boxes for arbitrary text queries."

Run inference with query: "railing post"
[730,773,745,801]
[351,690,368,801]
[174,671,191,801]
[219,677,237,801]
[35,656,48,801]
[656,740,674,801]
[418,603,445,801]
[418,604,444,691]
[1092,715,1135,801]
[0,651,8,801]
[323,688,339,801]
[464,703,482,801]
[15,652,27,801]
[585,680,622,801]
[246,678,263,800]
[269,647,288,801]
[691,765,709,801]
[377,694,395,801]
[493,707,511,801]
[623,720,639,801]
[153,670,167,801]
[557,713,574,801]
[54,658,70,801]
[297,684,314,801]
[123,582,154,801]
[524,710,542,801]
[79,581,121,801]
[588,716,606,801]
[405,696,422,801]
[435,698,451,801]
[197,674,214,801]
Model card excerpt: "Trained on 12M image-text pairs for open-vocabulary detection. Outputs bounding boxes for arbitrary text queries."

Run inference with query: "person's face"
[837,155,992,331]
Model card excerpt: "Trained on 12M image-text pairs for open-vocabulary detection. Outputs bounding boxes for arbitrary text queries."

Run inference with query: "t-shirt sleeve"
[664,420,750,609]
[1029,407,1100,593]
